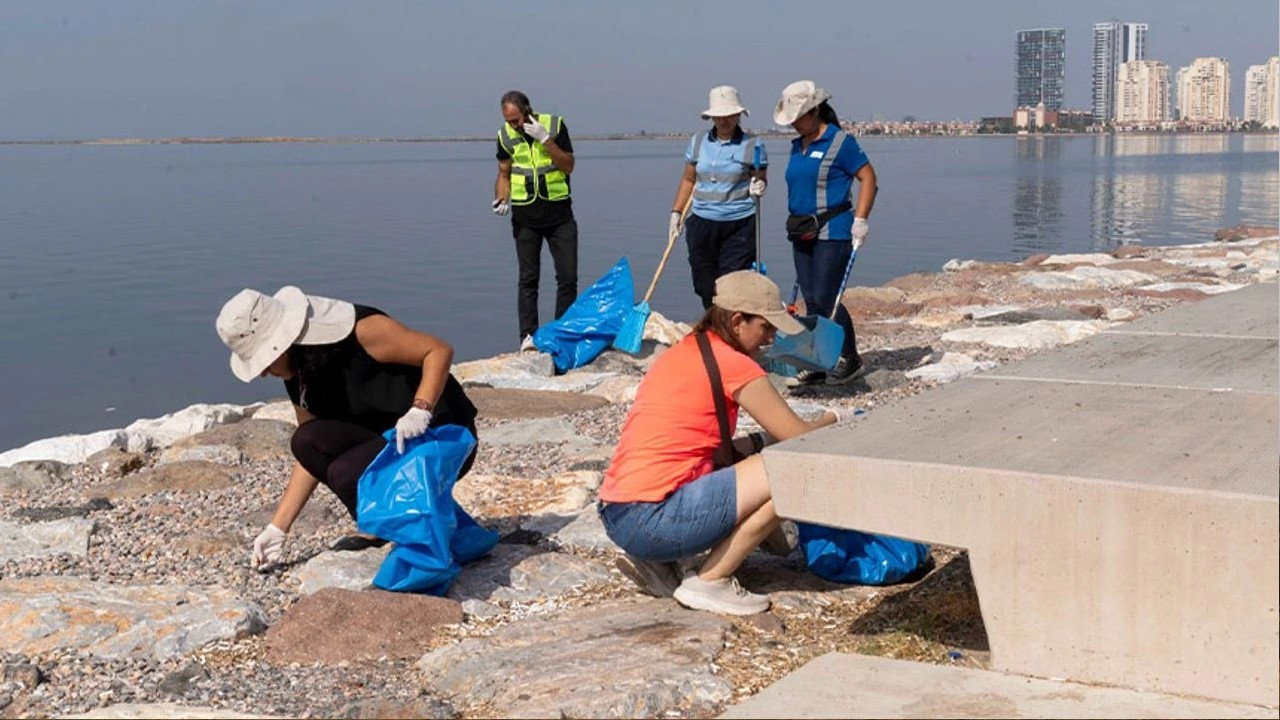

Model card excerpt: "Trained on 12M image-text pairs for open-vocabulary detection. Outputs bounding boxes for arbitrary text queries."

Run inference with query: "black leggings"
[290,419,478,520]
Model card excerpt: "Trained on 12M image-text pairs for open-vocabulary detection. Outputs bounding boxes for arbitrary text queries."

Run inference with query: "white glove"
[749,177,767,198]
[395,406,433,454]
[251,523,286,571]
[852,217,869,251]
[668,211,684,239]
[824,407,859,425]
[522,120,551,144]
[492,198,510,216]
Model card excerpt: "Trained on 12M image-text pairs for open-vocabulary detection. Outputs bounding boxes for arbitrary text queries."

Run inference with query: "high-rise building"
[1114,60,1170,125]
[1092,21,1148,122]
[1244,57,1280,128]
[1015,28,1066,111]
[1176,57,1231,122]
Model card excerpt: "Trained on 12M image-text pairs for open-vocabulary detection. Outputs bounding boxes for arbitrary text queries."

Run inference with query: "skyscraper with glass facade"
[1092,22,1148,122]
[1015,28,1066,111]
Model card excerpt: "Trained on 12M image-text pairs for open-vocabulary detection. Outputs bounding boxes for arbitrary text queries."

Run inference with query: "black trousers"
[513,219,578,339]
[290,419,478,521]
[685,213,757,309]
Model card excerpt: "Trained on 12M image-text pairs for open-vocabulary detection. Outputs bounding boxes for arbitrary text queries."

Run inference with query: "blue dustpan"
[766,315,844,372]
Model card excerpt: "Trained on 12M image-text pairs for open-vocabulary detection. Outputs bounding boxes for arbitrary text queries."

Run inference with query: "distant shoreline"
[1,130,1268,146]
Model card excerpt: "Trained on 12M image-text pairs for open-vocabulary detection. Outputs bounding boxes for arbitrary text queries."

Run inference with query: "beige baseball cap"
[215,286,356,382]
[701,85,749,119]
[773,80,831,125]
[712,271,805,335]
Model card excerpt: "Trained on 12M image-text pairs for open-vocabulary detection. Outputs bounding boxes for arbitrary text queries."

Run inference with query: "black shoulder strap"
[696,332,739,469]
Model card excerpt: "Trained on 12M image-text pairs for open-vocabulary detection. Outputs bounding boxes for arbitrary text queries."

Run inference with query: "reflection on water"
[1014,133,1277,253]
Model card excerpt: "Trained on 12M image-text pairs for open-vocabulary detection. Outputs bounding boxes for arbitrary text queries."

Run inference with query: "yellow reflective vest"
[498,114,570,205]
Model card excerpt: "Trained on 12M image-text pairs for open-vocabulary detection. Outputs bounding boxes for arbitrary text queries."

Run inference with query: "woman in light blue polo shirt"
[669,86,768,309]
[773,80,878,386]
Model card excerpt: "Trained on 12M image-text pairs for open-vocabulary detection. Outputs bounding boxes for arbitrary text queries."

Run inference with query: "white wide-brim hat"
[773,80,831,125]
[701,85,749,119]
[215,286,356,382]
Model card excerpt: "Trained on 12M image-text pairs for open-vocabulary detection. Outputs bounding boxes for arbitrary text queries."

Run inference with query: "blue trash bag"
[796,522,931,585]
[533,257,635,373]
[355,424,498,595]
[765,314,844,373]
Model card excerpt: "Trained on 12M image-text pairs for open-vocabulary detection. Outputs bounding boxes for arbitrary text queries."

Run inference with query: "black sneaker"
[330,535,389,552]
[785,369,827,387]
[826,355,868,385]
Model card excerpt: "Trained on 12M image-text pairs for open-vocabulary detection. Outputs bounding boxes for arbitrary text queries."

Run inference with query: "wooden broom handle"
[642,195,694,303]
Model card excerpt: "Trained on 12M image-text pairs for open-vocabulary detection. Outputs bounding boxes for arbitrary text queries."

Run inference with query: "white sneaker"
[673,574,770,615]
[520,335,537,352]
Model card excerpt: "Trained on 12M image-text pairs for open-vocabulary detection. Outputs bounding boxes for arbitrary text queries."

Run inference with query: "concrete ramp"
[763,283,1279,706]
[721,653,1276,719]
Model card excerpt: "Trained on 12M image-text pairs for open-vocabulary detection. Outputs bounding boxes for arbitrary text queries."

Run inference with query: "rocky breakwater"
[0,229,1274,718]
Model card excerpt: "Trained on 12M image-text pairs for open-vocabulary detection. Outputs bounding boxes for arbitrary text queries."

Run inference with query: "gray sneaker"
[673,574,770,615]
[615,554,681,598]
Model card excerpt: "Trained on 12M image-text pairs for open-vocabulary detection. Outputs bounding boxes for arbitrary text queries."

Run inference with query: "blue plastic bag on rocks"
[796,522,931,585]
[533,258,635,373]
[355,425,498,595]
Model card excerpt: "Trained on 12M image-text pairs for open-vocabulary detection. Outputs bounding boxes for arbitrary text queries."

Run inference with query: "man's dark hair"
[500,90,534,118]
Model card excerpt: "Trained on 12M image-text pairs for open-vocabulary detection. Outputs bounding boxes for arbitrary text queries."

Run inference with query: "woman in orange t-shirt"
[598,271,844,615]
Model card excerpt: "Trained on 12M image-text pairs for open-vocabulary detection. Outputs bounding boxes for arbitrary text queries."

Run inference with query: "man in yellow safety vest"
[493,90,578,349]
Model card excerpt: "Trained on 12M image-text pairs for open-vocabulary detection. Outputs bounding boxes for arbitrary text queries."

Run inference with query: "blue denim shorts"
[598,466,738,562]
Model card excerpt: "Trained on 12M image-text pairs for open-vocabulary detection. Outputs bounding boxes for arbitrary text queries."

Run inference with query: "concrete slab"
[1115,281,1278,338]
[721,653,1276,719]
[983,333,1277,393]
[763,286,1280,706]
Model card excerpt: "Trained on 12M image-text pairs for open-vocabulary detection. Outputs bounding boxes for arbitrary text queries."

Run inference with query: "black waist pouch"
[786,202,852,243]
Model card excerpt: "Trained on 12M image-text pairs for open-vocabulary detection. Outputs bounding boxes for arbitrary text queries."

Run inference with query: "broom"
[613,195,693,355]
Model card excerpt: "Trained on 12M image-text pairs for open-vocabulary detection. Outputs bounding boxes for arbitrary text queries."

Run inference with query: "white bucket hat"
[701,85,749,119]
[773,80,831,125]
[215,286,356,382]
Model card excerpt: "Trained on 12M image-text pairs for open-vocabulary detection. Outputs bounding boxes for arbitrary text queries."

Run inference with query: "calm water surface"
[1,134,1275,449]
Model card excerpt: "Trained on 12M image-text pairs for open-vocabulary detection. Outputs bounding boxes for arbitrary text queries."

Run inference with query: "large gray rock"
[1017,266,1157,290]
[85,461,236,500]
[482,417,604,456]
[905,352,999,384]
[265,588,462,665]
[83,447,146,478]
[290,545,392,595]
[0,461,68,494]
[447,545,612,605]
[167,419,295,462]
[0,519,93,561]
[466,387,609,420]
[0,577,265,660]
[158,443,243,466]
[942,320,1103,350]
[522,506,614,552]
[416,599,733,718]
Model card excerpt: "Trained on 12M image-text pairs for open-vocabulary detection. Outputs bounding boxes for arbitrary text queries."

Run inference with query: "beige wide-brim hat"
[712,271,806,336]
[701,85,750,119]
[773,80,831,125]
[215,286,356,382]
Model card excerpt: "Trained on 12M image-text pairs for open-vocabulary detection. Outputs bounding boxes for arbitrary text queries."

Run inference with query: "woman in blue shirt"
[773,80,879,385]
[669,86,768,309]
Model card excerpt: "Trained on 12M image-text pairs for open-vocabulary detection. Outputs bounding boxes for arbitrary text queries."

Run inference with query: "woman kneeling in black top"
[216,285,478,571]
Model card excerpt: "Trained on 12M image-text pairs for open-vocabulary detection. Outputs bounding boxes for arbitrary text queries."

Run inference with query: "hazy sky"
[2,1,1276,139]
